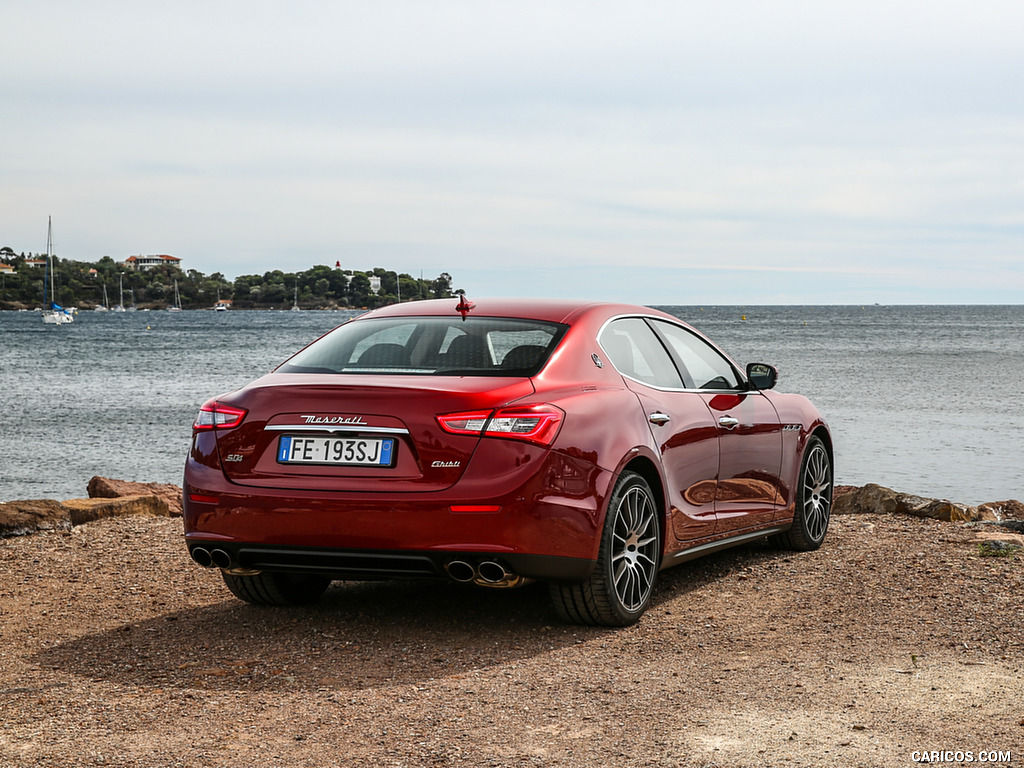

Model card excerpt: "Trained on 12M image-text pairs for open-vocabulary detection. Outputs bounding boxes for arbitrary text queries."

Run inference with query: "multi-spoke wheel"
[777,436,832,551]
[550,471,661,626]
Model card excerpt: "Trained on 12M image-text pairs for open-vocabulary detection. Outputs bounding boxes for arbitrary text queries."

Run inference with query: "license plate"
[277,435,395,466]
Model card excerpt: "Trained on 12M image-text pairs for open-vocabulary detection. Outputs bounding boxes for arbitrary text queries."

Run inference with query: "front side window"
[278,316,568,376]
[651,319,741,390]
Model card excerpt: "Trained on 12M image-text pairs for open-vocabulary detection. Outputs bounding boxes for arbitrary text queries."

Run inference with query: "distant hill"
[0,255,457,310]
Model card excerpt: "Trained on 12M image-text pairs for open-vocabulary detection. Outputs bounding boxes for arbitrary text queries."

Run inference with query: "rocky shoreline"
[3,477,1021,542]
[0,477,183,538]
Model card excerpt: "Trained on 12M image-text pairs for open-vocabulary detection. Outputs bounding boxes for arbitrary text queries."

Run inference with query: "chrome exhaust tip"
[445,560,476,583]
[210,549,233,569]
[475,561,530,588]
[190,547,213,568]
[476,560,509,584]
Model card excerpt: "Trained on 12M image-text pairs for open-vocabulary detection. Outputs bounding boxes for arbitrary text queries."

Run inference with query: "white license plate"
[277,435,395,466]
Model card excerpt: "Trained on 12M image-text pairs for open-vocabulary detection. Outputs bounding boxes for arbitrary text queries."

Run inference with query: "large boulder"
[0,494,174,538]
[0,499,72,538]
[833,483,999,522]
[62,494,171,526]
[87,476,183,516]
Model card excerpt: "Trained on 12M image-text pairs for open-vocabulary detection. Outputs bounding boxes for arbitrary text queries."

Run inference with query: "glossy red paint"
[183,298,832,622]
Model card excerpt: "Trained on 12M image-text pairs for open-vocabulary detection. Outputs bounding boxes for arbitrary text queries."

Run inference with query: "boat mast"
[47,216,54,308]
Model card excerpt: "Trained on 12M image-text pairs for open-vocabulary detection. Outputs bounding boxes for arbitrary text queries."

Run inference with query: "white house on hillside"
[123,254,181,271]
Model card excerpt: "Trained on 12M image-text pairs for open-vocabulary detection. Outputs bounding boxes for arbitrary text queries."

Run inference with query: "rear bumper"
[183,448,614,572]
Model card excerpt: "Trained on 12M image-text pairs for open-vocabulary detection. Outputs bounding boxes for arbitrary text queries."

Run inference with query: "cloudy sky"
[2,1,1022,304]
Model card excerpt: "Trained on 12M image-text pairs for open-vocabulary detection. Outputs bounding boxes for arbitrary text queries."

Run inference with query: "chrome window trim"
[596,313,748,395]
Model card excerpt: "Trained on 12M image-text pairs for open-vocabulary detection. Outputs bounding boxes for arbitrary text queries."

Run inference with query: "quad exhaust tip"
[445,559,527,588]
[190,546,234,569]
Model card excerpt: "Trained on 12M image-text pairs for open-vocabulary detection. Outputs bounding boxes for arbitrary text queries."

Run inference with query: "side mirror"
[746,362,778,391]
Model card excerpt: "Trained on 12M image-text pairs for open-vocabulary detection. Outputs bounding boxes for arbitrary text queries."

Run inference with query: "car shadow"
[32,580,597,693]
[32,540,785,694]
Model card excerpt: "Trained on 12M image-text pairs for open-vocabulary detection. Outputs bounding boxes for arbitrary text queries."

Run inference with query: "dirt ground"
[0,511,1021,768]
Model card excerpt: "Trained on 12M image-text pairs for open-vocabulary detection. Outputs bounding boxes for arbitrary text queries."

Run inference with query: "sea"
[1,305,1021,506]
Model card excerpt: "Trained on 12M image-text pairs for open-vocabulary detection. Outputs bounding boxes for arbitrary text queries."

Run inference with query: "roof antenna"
[455,294,475,320]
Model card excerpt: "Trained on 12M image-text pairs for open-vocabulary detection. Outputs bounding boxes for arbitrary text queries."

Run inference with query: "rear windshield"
[278,316,569,376]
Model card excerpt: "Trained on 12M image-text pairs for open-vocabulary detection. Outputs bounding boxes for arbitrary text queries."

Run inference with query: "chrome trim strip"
[663,527,787,567]
[264,425,410,435]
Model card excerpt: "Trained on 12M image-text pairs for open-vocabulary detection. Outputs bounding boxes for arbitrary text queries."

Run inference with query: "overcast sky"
[2,1,1022,304]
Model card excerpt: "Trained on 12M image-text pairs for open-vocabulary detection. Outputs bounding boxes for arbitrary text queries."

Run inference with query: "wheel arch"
[809,424,834,474]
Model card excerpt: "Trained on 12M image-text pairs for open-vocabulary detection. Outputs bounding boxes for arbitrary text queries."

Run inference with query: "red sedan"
[184,297,832,626]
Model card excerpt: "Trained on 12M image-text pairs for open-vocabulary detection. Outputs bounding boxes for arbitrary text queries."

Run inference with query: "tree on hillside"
[348,273,372,307]
[431,272,454,299]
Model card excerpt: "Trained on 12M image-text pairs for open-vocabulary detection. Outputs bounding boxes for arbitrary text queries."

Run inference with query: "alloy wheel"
[802,442,832,543]
[610,484,659,611]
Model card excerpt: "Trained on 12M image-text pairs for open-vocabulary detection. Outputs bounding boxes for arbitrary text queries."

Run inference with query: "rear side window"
[279,316,568,376]
[598,318,684,389]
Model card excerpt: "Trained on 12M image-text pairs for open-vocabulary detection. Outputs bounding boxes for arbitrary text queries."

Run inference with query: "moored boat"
[41,218,74,325]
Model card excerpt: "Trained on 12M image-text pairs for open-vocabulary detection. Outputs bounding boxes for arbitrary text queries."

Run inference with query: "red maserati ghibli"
[183,297,832,626]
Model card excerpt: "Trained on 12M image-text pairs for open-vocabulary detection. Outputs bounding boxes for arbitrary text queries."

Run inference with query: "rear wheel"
[221,571,331,606]
[776,436,832,551]
[550,471,661,626]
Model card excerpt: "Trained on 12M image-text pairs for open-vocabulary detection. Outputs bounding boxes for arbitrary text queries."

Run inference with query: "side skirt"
[660,526,789,570]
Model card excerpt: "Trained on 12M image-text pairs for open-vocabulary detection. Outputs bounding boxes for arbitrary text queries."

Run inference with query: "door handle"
[649,412,671,426]
[718,416,740,429]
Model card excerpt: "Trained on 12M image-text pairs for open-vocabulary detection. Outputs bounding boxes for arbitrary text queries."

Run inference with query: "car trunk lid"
[212,373,535,492]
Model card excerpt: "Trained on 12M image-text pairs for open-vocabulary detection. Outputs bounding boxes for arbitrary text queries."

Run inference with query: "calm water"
[1,306,1021,505]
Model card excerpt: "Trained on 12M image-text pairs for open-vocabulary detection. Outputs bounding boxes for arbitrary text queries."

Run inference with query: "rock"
[833,484,900,516]
[62,495,171,526]
[978,500,1024,521]
[898,494,995,523]
[832,483,998,522]
[0,499,72,538]
[87,476,183,516]
[833,485,859,499]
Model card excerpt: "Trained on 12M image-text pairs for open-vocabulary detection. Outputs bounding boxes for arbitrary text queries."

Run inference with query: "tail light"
[193,399,247,431]
[437,404,564,446]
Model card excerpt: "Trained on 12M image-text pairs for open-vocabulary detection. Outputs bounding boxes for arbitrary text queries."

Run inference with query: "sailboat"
[112,274,126,312]
[94,283,110,312]
[291,282,301,311]
[167,279,183,311]
[41,217,74,325]
[213,286,228,311]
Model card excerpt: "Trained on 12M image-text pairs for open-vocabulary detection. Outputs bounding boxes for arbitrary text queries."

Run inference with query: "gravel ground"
[1,512,1021,768]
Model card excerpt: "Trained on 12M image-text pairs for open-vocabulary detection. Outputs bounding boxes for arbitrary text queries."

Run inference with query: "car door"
[598,318,720,541]
[649,319,784,533]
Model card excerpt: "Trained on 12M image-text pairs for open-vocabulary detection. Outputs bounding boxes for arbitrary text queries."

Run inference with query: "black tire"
[776,436,832,551]
[550,471,661,626]
[221,570,331,606]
